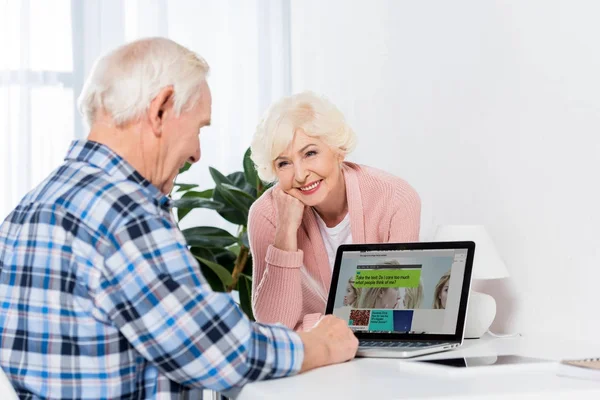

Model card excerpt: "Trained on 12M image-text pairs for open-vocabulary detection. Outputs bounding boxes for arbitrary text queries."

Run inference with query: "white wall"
[291,0,600,340]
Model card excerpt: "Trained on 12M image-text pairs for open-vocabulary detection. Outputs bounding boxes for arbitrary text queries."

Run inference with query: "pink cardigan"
[247,162,421,331]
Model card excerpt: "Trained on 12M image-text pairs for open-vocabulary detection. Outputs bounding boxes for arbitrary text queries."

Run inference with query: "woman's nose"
[294,163,308,182]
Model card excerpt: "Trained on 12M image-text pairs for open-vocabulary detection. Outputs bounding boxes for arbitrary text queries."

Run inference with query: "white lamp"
[433,225,509,339]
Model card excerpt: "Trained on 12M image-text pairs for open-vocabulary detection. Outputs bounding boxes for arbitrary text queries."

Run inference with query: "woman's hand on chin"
[273,186,305,251]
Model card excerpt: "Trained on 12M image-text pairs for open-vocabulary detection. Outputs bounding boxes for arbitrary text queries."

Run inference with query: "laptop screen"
[330,246,469,336]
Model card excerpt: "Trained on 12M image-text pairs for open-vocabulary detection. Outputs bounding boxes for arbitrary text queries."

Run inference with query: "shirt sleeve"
[95,213,304,392]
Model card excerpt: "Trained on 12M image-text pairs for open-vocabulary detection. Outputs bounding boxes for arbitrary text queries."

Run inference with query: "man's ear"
[148,86,174,137]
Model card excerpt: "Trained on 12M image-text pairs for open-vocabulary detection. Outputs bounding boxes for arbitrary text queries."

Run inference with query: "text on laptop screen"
[331,248,468,335]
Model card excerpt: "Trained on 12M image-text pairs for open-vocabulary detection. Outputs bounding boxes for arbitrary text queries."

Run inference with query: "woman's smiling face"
[274,129,344,207]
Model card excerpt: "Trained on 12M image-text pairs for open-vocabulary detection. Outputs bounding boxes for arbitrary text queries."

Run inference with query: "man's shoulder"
[30,161,163,234]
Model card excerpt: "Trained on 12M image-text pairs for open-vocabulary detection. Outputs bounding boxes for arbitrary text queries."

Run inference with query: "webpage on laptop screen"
[332,248,467,335]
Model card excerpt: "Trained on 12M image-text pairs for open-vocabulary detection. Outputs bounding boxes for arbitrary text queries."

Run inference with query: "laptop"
[325,241,475,358]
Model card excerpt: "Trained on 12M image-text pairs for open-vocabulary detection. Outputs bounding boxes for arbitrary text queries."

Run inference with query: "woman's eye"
[306,150,317,157]
[277,161,289,168]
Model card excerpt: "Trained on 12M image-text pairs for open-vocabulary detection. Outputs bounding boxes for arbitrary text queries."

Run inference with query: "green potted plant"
[171,148,271,320]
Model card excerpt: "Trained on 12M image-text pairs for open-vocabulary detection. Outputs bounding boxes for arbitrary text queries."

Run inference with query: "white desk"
[235,334,600,400]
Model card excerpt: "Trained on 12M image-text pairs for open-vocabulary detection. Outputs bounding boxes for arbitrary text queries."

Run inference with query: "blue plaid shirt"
[0,140,303,399]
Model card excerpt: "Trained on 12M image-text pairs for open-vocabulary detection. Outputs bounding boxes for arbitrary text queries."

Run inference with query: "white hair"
[250,91,357,182]
[78,37,210,127]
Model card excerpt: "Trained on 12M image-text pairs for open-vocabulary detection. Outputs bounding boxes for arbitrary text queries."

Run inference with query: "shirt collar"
[64,140,172,210]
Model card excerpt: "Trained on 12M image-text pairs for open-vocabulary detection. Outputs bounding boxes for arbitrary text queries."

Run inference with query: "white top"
[313,209,353,270]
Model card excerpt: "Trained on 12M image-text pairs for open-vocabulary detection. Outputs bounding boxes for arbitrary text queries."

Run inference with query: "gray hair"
[250,91,357,182]
[78,37,210,127]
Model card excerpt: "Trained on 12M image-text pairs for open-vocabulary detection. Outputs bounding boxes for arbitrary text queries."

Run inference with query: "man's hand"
[273,186,305,252]
[297,315,358,373]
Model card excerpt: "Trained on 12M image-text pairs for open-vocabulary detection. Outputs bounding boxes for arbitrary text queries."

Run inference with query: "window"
[0,0,75,217]
[0,0,291,224]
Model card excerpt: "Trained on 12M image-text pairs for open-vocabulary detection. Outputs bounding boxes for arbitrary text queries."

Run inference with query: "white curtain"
[0,0,292,227]
[0,0,77,220]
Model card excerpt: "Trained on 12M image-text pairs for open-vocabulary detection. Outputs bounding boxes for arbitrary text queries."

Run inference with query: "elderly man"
[0,38,357,399]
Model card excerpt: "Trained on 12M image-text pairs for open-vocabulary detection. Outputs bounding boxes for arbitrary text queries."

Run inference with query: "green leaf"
[227,171,246,189]
[229,171,257,198]
[182,227,238,248]
[214,186,249,223]
[172,197,223,210]
[238,274,255,321]
[214,249,237,273]
[222,183,255,202]
[213,195,247,225]
[211,170,257,199]
[186,189,214,198]
[194,255,233,286]
[240,231,249,248]
[179,163,192,174]
[209,166,232,186]
[174,183,199,193]
[174,190,219,221]
[178,208,192,223]
[243,148,260,189]
[208,168,249,224]
[243,253,253,277]
[191,247,225,292]
[217,183,255,214]
[228,243,241,257]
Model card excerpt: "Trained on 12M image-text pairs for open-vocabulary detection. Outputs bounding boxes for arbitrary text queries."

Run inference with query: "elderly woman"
[248,91,421,331]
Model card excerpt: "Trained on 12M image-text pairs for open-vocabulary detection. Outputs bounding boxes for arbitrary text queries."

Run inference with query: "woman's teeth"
[300,181,320,191]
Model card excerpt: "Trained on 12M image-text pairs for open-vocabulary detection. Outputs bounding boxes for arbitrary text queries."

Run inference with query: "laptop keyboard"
[359,340,445,348]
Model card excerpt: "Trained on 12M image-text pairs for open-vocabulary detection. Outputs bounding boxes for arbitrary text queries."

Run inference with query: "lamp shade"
[433,225,509,280]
